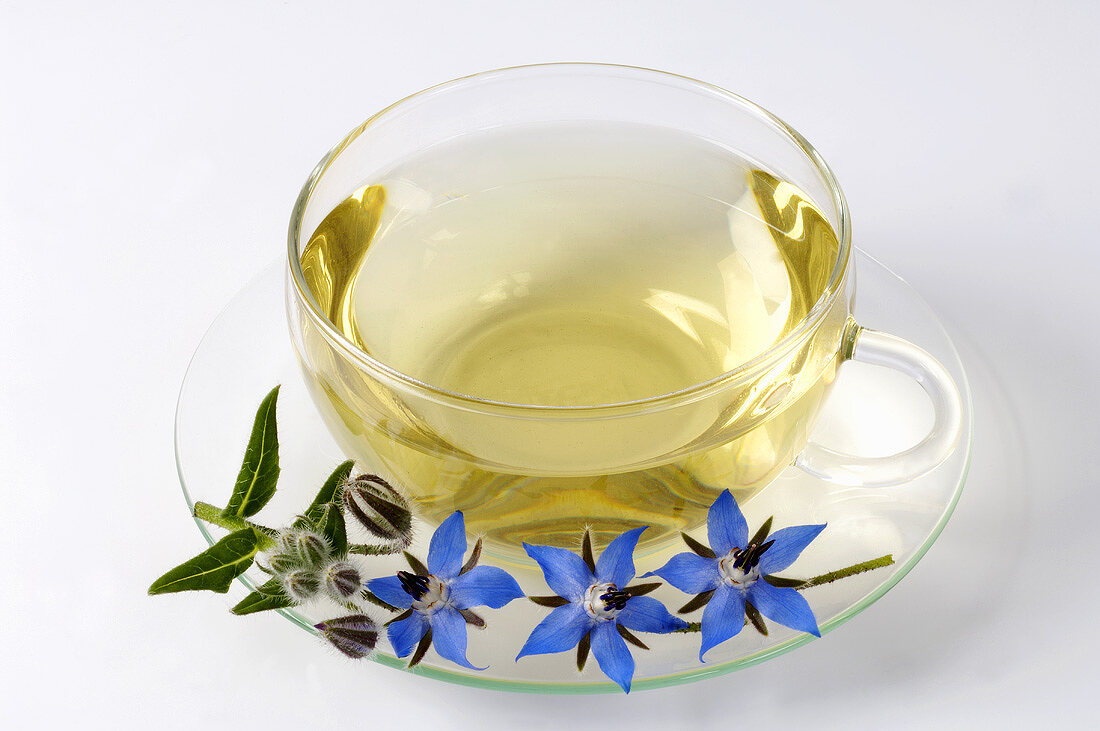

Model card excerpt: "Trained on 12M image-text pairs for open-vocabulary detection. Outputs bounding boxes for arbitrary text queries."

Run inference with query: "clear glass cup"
[285,64,962,557]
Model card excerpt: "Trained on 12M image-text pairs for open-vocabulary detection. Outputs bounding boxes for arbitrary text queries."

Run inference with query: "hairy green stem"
[192,501,278,549]
[798,554,894,589]
[348,543,401,556]
[674,622,703,634]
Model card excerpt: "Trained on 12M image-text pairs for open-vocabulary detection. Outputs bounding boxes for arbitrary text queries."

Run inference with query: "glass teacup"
[286,64,962,556]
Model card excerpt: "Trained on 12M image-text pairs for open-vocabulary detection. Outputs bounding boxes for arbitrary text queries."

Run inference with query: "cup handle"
[795,326,964,487]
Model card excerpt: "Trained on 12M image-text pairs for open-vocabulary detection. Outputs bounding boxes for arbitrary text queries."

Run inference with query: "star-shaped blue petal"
[643,552,719,594]
[364,574,414,609]
[521,543,593,601]
[590,621,634,693]
[366,511,523,669]
[517,527,686,693]
[387,610,428,658]
[617,595,688,634]
[707,489,748,555]
[594,526,646,586]
[699,585,745,660]
[426,510,467,580]
[516,603,591,659]
[646,491,825,660]
[449,565,524,610]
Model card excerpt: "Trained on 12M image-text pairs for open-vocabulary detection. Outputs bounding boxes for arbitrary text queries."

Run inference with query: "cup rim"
[287,62,852,414]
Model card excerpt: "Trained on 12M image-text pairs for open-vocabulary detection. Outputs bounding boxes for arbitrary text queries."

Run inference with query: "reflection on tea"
[297,123,844,554]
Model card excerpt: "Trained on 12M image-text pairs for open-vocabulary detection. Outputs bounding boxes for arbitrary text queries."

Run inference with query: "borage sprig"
[151,388,897,690]
[149,386,415,657]
[647,490,894,659]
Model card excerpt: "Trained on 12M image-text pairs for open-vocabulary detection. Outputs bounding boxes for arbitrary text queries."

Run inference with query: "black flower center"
[599,588,630,612]
[731,540,775,571]
[583,582,629,620]
[397,570,430,600]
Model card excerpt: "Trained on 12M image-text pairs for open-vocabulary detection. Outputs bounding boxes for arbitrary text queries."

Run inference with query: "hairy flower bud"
[282,568,321,602]
[324,560,362,601]
[315,614,378,659]
[293,530,330,568]
[267,551,302,575]
[342,474,412,545]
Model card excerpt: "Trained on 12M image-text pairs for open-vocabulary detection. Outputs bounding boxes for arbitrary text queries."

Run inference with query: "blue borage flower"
[367,511,523,669]
[517,527,687,693]
[645,490,825,660]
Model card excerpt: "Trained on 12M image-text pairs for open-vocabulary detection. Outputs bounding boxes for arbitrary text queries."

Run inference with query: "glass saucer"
[175,249,971,693]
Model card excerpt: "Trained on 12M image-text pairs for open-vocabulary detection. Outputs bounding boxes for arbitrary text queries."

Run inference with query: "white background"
[2,1,1097,728]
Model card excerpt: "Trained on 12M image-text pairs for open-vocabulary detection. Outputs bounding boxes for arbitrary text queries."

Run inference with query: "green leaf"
[680,531,716,559]
[748,516,774,548]
[625,581,661,597]
[403,551,429,576]
[148,529,260,595]
[222,386,281,519]
[459,537,482,575]
[745,600,768,636]
[305,460,354,524]
[616,624,650,650]
[581,529,596,573]
[232,577,294,615]
[677,589,715,614]
[763,575,806,589]
[577,632,591,671]
[314,501,348,556]
[407,628,433,669]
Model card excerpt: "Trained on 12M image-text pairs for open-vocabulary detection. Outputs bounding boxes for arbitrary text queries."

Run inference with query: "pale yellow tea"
[297,123,843,554]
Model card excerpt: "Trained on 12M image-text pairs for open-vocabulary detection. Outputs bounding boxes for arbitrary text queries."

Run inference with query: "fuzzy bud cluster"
[263,526,362,604]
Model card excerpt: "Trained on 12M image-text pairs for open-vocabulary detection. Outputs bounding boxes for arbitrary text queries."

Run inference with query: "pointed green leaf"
[625,581,661,597]
[403,551,429,576]
[745,600,769,636]
[616,624,650,650]
[458,608,485,628]
[385,608,414,627]
[581,529,596,573]
[222,386,281,519]
[407,628,433,669]
[305,460,354,524]
[677,589,715,614]
[763,575,806,589]
[459,538,482,575]
[291,514,316,532]
[748,516,774,548]
[232,577,294,615]
[576,632,591,672]
[148,529,260,595]
[314,501,348,556]
[680,531,716,559]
